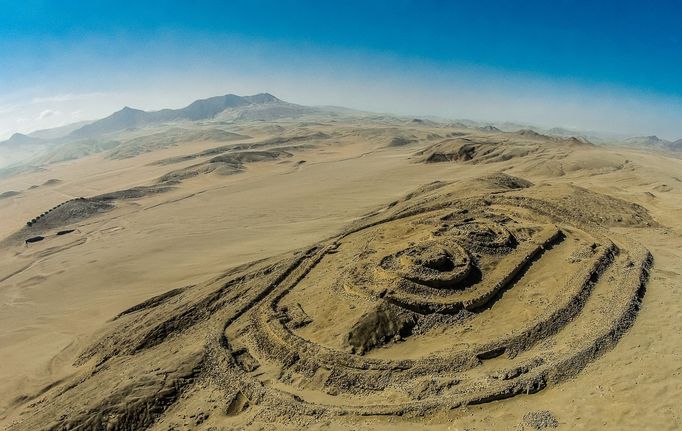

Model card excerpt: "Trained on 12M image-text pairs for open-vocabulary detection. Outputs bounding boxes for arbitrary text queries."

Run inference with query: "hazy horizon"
[2,1,682,141]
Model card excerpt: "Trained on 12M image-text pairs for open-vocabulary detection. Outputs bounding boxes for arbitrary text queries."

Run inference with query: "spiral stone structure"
[221,192,650,418]
[9,175,653,430]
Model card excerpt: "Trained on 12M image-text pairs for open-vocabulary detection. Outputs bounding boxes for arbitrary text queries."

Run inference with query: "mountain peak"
[116,106,144,114]
[243,93,281,104]
[0,132,44,146]
[516,128,543,137]
[624,135,670,145]
[67,93,288,139]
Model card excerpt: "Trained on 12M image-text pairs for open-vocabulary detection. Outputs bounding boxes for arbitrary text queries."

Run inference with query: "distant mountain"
[28,121,93,140]
[0,132,45,147]
[664,139,682,152]
[624,135,670,147]
[478,125,501,132]
[0,133,53,171]
[623,135,682,153]
[546,127,595,138]
[69,107,149,138]
[69,93,282,139]
[215,98,325,122]
[515,128,545,138]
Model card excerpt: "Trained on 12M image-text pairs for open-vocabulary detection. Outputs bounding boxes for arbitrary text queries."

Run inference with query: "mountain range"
[1,92,681,154]
[0,93,290,148]
[68,93,282,139]
[623,135,682,152]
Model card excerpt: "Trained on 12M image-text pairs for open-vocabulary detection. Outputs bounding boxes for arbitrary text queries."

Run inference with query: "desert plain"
[0,95,680,430]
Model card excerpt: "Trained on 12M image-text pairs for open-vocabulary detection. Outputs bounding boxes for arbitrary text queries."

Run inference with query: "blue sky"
[1,0,681,139]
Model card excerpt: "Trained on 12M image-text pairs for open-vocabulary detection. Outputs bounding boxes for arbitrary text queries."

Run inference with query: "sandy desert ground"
[1,113,681,430]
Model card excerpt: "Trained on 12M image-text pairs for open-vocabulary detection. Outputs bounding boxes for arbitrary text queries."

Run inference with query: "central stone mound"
[436,216,516,253]
[379,241,471,288]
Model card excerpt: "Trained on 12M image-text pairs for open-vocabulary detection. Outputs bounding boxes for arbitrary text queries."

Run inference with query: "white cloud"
[38,109,59,120]
[0,91,126,139]
[30,92,108,104]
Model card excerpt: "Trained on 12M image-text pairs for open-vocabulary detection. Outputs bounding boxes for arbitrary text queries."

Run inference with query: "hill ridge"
[68,93,282,138]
